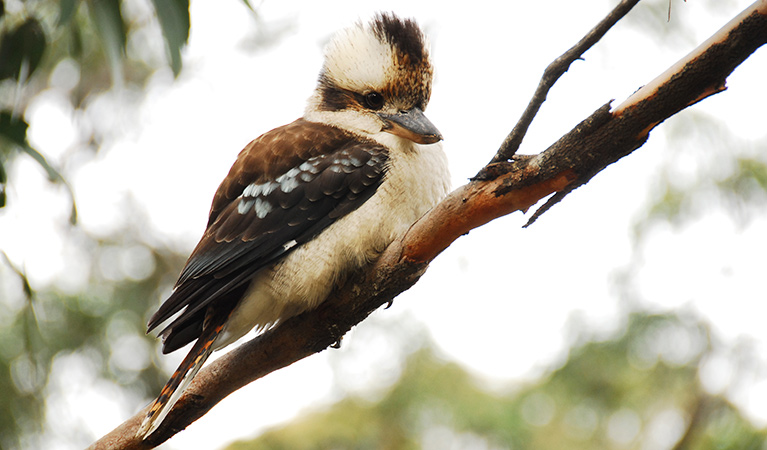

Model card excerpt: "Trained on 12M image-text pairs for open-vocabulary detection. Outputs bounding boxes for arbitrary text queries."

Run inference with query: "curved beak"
[378,107,442,145]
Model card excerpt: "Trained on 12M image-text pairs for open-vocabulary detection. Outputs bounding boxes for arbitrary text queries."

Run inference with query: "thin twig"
[489,0,641,166]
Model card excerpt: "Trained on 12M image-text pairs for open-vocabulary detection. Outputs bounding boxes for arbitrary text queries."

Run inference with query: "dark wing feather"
[147,119,389,353]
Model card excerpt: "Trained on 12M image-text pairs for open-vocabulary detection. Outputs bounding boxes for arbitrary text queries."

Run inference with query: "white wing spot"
[348,156,363,167]
[244,181,277,198]
[254,198,273,219]
[300,172,314,182]
[279,177,299,193]
[276,168,301,193]
[237,199,253,215]
[299,159,321,174]
[282,239,298,251]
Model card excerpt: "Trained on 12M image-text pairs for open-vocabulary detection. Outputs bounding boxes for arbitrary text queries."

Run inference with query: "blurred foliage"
[0,0,194,447]
[0,1,266,447]
[225,312,766,450]
[634,112,767,239]
[639,154,767,233]
[0,220,189,449]
[0,0,191,218]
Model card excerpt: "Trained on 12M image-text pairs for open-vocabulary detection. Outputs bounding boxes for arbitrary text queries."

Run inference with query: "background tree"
[224,311,767,450]
[0,0,192,214]
[0,0,192,447]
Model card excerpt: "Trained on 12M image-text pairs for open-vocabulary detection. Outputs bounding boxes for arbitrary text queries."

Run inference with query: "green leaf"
[0,18,47,82]
[0,111,18,209]
[68,19,84,59]
[0,32,21,80]
[88,0,126,84]
[0,112,78,223]
[58,0,81,26]
[150,0,190,76]
[0,111,57,182]
[18,145,78,224]
[18,143,61,183]
[0,111,29,147]
[0,160,6,208]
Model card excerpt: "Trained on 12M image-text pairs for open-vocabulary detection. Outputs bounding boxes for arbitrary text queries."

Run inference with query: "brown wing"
[147,119,389,353]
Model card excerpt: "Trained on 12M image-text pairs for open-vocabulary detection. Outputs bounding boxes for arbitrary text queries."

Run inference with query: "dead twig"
[489,0,641,165]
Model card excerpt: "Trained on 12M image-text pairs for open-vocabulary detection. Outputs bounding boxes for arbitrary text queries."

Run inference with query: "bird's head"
[305,13,441,145]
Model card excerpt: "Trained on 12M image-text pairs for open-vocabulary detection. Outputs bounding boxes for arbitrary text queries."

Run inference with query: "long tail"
[136,315,228,439]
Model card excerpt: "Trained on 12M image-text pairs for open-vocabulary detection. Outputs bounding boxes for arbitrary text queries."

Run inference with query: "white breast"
[214,136,450,349]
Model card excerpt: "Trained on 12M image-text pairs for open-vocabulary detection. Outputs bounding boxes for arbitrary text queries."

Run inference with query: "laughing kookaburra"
[138,13,450,438]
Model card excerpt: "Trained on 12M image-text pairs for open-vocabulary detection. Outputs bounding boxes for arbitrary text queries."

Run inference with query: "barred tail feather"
[136,318,225,439]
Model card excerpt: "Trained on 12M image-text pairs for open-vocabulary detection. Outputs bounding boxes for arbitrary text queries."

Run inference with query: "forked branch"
[490,0,641,164]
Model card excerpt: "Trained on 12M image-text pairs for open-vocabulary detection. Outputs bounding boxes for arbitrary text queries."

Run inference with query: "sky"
[2,0,767,448]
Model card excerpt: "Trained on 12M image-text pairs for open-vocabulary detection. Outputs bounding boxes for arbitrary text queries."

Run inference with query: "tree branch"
[489,0,641,164]
[89,2,767,448]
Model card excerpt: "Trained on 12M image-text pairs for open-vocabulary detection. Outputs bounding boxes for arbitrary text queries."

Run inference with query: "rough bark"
[89,1,767,448]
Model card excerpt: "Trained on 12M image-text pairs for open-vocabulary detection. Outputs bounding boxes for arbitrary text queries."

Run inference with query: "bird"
[137,12,450,438]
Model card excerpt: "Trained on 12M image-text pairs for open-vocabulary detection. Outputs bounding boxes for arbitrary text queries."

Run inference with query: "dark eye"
[364,91,384,110]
